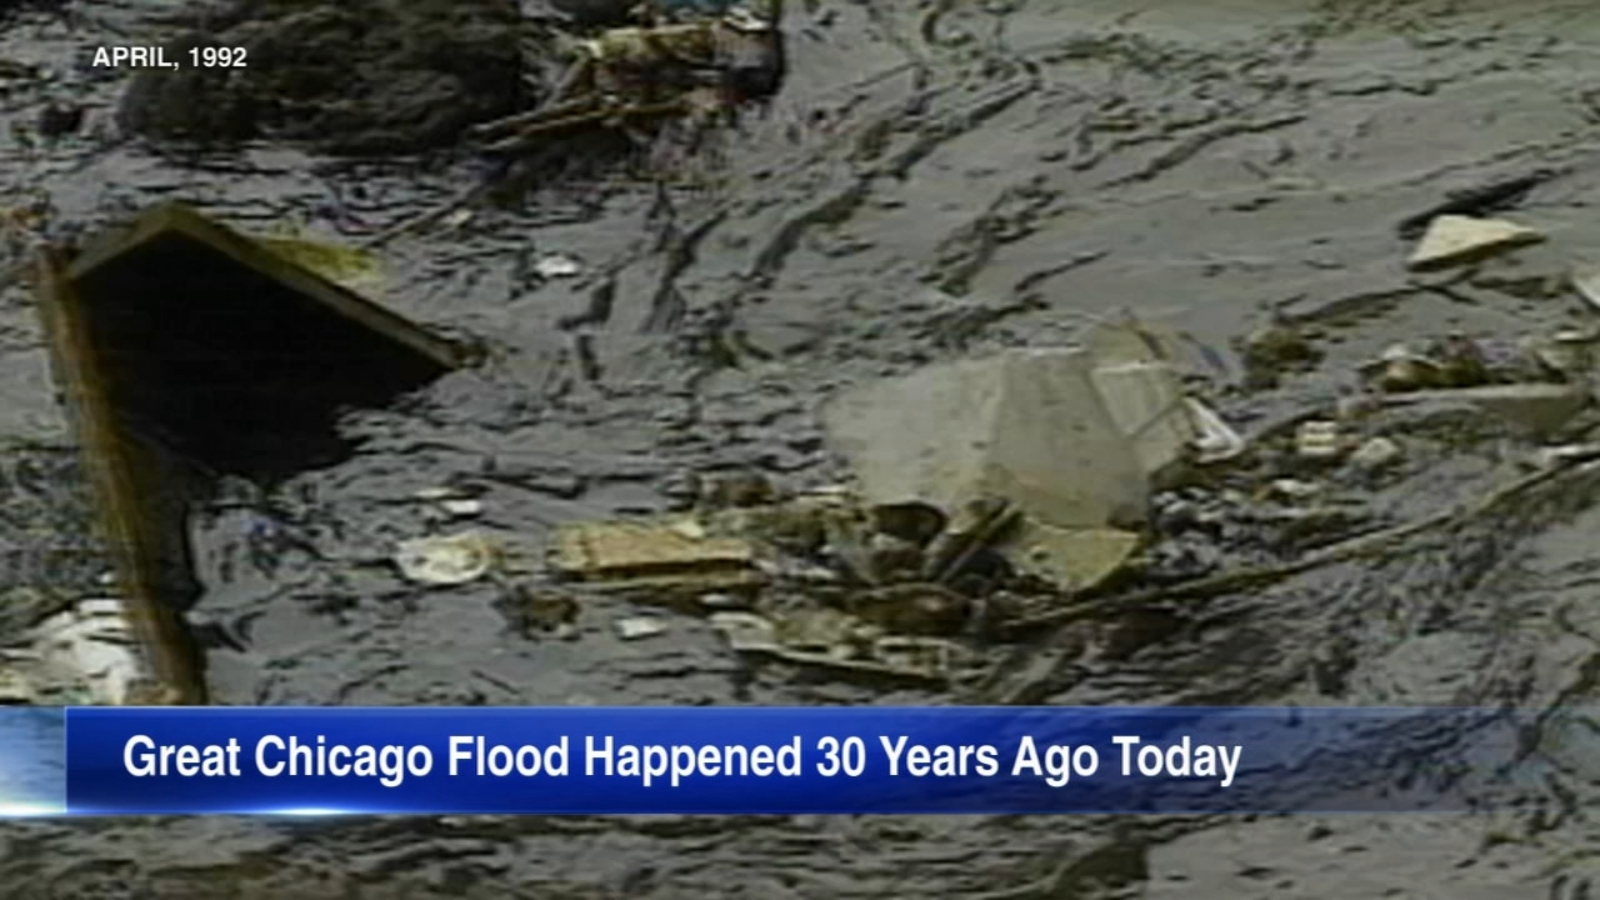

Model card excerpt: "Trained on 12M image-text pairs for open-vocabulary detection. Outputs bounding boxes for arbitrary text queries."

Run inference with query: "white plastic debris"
[823,321,1202,590]
[26,598,143,705]
[393,532,496,585]
[1531,443,1600,468]
[1186,398,1246,463]
[1407,215,1544,271]
[614,617,668,641]
[1573,263,1600,313]
[1269,478,1323,501]
[534,253,582,279]
[440,499,483,518]
[1296,420,1346,461]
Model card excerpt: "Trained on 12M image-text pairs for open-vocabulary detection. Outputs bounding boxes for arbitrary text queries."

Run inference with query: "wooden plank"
[35,247,206,705]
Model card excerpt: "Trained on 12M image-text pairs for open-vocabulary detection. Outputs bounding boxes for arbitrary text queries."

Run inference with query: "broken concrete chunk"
[551,516,756,581]
[394,532,497,585]
[1407,215,1544,271]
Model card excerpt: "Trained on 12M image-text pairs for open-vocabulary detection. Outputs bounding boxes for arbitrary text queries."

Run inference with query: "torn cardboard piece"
[551,515,762,590]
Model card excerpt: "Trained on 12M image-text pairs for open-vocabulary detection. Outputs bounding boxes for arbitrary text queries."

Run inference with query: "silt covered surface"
[5,0,1600,896]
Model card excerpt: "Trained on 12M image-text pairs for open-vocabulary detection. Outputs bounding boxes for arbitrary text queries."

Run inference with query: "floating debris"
[1349,437,1403,472]
[614,616,668,641]
[34,203,467,704]
[1406,214,1544,271]
[551,516,758,585]
[440,499,484,518]
[0,666,36,705]
[1521,327,1599,383]
[1573,263,1600,313]
[533,252,583,279]
[709,611,781,652]
[499,586,578,637]
[22,598,145,705]
[1187,398,1247,463]
[824,321,1213,590]
[1296,420,1348,461]
[709,609,960,684]
[1439,384,1590,437]
[1363,343,1447,393]
[1238,321,1320,388]
[1267,479,1323,502]
[394,532,497,585]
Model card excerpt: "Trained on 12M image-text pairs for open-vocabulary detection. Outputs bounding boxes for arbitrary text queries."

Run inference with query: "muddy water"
[7,0,1600,895]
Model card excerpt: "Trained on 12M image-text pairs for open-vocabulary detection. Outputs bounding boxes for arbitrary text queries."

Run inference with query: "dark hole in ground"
[71,232,452,483]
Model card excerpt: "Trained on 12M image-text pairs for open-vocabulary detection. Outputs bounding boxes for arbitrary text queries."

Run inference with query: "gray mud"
[8,0,1600,896]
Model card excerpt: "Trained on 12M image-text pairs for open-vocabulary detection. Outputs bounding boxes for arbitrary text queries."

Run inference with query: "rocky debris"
[116,0,525,155]
[1406,214,1545,271]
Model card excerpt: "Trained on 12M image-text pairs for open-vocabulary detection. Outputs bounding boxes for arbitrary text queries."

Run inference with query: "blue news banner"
[0,706,1558,815]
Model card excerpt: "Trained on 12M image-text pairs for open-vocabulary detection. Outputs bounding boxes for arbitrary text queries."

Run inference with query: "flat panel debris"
[822,323,1210,589]
[552,516,759,583]
[1406,214,1544,271]
[34,203,468,704]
